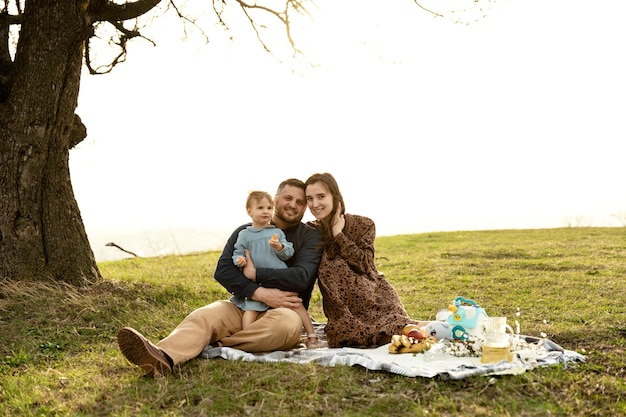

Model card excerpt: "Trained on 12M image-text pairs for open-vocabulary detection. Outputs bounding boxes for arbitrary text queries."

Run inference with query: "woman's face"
[306,182,333,220]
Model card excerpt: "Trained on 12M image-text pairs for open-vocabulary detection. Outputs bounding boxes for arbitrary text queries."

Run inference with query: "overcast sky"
[71,0,626,261]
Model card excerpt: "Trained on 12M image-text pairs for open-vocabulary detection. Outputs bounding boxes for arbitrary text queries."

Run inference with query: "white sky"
[71,0,626,261]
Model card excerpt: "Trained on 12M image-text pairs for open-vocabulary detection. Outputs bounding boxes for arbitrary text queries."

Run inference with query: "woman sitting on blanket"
[304,172,426,348]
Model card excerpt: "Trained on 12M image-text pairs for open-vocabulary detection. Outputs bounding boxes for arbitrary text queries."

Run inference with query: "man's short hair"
[276,178,305,194]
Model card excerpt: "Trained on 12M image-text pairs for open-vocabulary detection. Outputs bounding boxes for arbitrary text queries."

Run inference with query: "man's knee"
[265,308,303,339]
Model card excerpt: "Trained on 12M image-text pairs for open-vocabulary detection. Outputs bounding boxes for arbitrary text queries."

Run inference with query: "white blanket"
[199,336,585,379]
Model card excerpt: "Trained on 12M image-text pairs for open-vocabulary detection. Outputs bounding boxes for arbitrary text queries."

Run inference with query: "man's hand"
[242,249,256,281]
[251,287,303,310]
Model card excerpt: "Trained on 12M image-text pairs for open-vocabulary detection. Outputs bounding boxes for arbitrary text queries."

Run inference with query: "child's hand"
[236,256,247,267]
[269,234,283,251]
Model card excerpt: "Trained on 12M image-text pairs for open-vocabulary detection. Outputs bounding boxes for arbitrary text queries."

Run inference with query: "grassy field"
[1,228,624,416]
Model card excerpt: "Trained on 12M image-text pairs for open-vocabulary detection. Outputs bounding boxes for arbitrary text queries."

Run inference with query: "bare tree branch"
[228,0,313,59]
[413,0,495,25]
[85,21,132,74]
[167,0,210,43]
[89,0,163,23]
[105,242,140,258]
[85,0,163,75]
[84,0,212,74]
[413,1,444,18]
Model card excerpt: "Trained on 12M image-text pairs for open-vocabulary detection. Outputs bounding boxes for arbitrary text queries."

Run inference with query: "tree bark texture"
[0,1,101,285]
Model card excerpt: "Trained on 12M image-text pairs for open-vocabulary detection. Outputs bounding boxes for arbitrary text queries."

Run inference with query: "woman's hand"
[331,203,345,237]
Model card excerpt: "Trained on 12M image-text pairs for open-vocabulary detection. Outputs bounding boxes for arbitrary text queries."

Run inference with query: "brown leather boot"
[117,327,172,377]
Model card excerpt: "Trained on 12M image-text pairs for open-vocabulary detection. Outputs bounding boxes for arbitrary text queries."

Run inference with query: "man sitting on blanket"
[117,178,322,376]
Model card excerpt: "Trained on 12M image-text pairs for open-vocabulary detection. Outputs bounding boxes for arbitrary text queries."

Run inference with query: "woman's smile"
[306,182,332,220]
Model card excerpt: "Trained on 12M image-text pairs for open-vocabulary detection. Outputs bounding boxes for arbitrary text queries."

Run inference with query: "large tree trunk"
[0,1,101,285]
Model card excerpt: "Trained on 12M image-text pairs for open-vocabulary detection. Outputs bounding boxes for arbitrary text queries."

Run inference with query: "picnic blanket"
[198,324,585,379]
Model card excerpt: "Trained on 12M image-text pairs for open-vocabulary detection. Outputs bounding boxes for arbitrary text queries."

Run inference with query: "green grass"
[1,228,625,416]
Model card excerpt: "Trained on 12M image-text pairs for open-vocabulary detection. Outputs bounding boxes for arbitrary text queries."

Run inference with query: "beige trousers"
[157,300,303,365]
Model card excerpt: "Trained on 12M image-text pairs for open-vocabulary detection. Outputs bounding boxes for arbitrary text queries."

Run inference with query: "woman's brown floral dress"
[312,214,418,348]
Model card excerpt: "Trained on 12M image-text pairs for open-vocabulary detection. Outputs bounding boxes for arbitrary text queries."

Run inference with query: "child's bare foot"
[306,334,321,349]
